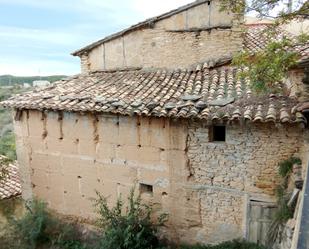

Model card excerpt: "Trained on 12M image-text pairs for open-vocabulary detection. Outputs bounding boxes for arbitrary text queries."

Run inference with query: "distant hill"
[0,75,67,86]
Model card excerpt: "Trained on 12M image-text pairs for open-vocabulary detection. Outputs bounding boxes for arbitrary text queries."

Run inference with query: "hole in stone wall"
[209,125,226,142]
[139,183,153,196]
[162,192,168,197]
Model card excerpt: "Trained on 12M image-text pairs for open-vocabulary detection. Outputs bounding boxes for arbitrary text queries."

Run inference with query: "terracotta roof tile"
[1,63,305,125]
[244,24,309,62]
[0,156,21,200]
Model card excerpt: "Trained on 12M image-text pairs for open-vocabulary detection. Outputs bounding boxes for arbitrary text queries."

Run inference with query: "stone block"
[63,113,94,140]
[31,169,50,188]
[186,3,210,29]
[28,136,47,152]
[28,111,45,138]
[49,172,64,192]
[48,187,64,212]
[97,115,119,145]
[78,138,97,157]
[45,112,61,139]
[96,143,116,162]
[105,37,125,69]
[115,145,140,164]
[96,164,137,185]
[169,121,187,151]
[63,192,83,216]
[118,116,139,145]
[138,146,162,165]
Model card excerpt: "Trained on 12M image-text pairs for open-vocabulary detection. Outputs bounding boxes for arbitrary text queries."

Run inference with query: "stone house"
[1,0,309,245]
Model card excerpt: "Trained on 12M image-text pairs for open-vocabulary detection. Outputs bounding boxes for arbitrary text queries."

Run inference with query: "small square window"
[209,125,226,142]
[139,183,153,195]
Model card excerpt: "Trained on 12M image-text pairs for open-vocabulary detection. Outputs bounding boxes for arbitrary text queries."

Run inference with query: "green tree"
[221,0,309,93]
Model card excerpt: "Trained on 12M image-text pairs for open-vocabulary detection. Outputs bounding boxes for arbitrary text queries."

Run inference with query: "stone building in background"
[1,0,309,246]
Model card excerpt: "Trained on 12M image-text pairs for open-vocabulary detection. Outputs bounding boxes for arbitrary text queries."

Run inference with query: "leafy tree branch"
[221,0,309,93]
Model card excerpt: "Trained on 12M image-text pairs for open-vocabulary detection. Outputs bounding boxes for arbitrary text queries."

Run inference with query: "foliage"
[0,86,29,161]
[0,197,266,249]
[220,0,308,21]
[0,164,8,181]
[0,75,66,86]
[278,156,301,178]
[0,199,89,249]
[0,197,23,220]
[0,131,16,161]
[0,155,12,181]
[233,37,300,93]
[267,156,300,244]
[93,188,168,249]
[179,239,268,249]
[220,0,309,93]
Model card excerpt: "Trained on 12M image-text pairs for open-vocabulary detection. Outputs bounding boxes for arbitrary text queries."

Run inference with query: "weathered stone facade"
[79,0,243,73]
[7,0,309,246]
[13,109,309,244]
[187,123,303,196]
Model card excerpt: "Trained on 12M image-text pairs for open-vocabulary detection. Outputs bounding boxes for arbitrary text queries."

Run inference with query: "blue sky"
[0,0,192,76]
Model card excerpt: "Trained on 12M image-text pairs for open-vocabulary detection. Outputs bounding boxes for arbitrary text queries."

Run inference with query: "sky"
[0,0,193,76]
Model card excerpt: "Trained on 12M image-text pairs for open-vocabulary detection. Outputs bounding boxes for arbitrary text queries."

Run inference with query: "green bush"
[94,188,168,249]
[0,197,266,249]
[0,130,16,160]
[278,157,301,178]
[0,199,89,249]
[180,239,267,249]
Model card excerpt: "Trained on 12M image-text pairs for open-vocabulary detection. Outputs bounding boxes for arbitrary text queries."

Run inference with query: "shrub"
[0,199,89,249]
[278,157,301,178]
[0,130,16,161]
[267,157,301,245]
[93,188,168,249]
[180,239,268,249]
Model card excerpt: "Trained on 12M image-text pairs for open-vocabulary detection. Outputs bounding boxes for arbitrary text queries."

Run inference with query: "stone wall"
[81,0,243,73]
[14,110,188,222]
[13,110,308,245]
[187,122,303,197]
